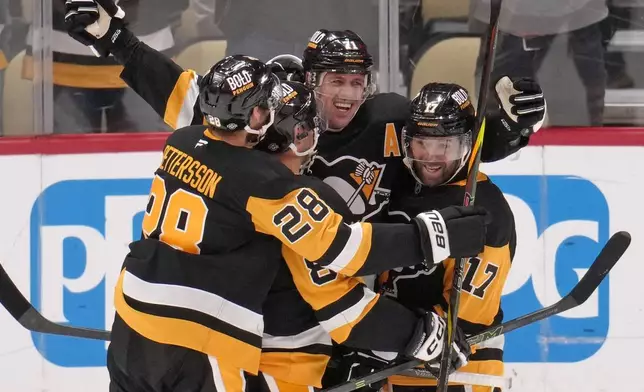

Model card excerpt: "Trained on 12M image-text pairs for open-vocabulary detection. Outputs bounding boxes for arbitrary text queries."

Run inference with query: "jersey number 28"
[141,175,208,254]
[273,189,330,243]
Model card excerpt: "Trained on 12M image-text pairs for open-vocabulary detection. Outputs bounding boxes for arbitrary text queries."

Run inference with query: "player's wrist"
[107,26,140,65]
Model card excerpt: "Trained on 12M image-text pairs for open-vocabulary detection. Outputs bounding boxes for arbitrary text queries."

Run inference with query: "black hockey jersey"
[260,175,421,388]
[114,125,430,376]
[382,170,516,386]
[112,36,531,220]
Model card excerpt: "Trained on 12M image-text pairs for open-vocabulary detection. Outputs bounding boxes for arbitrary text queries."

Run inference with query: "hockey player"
[300,29,545,223]
[63,2,546,224]
[107,55,488,392]
[371,82,516,392]
[63,4,536,389]
[248,80,407,391]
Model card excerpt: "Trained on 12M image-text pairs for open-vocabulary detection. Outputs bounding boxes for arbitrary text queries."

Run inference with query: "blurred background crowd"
[0,0,642,136]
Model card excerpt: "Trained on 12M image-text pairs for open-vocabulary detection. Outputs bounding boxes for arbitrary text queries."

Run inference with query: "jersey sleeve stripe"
[208,356,247,392]
[313,222,361,269]
[314,282,365,321]
[318,286,379,343]
[114,270,262,373]
[312,222,373,276]
[262,344,332,356]
[121,269,263,337]
[308,219,352,269]
[164,70,200,130]
[262,325,332,350]
[334,222,373,276]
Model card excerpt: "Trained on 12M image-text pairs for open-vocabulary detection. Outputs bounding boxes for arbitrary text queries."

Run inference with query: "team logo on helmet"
[226,70,254,96]
[308,30,326,49]
[280,83,299,103]
[451,88,471,109]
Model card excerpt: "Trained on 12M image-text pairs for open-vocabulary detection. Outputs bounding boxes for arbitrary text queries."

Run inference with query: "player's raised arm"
[64,0,204,129]
[246,178,492,277]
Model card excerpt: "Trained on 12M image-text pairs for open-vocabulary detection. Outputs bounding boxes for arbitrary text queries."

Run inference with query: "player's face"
[315,73,366,131]
[407,134,471,186]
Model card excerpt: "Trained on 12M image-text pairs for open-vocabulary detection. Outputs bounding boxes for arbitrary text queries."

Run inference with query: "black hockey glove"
[494,76,546,138]
[64,0,128,57]
[405,311,470,373]
[412,206,491,267]
[64,0,100,46]
[342,350,392,391]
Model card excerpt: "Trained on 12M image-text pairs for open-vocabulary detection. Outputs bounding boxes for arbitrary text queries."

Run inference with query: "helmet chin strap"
[289,131,320,174]
[245,109,276,143]
[299,151,318,175]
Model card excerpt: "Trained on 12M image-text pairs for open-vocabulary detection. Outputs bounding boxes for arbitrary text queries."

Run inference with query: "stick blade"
[567,231,631,306]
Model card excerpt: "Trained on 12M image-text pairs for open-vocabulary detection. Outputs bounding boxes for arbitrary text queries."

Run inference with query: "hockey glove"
[413,206,491,266]
[64,0,100,46]
[495,76,547,138]
[64,0,127,57]
[405,311,470,372]
[343,350,393,391]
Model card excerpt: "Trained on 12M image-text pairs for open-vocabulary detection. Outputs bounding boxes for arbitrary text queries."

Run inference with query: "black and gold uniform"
[94,26,534,222]
[112,124,430,372]
[382,172,514,392]
[379,83,516,392]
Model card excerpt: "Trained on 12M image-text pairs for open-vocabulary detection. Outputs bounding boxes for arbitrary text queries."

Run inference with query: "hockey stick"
[399,369,510,389]
[0,263,111,341]
[435,0,503,391]
[321,231,631,392]
[0,231,630,358]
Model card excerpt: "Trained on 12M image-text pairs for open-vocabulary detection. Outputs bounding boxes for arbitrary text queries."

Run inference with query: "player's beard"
[413,160,459,186]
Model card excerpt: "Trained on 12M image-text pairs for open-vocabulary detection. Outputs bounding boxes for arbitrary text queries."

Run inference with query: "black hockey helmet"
[199,55,282,139]
[267,54,305,83]
[255,81,325,171]
[403,82,475,186]
[302,29,376,98]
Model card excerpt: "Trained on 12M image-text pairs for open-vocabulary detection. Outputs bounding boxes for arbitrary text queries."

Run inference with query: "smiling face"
[314,73,367,131]
[404,132,472,186]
